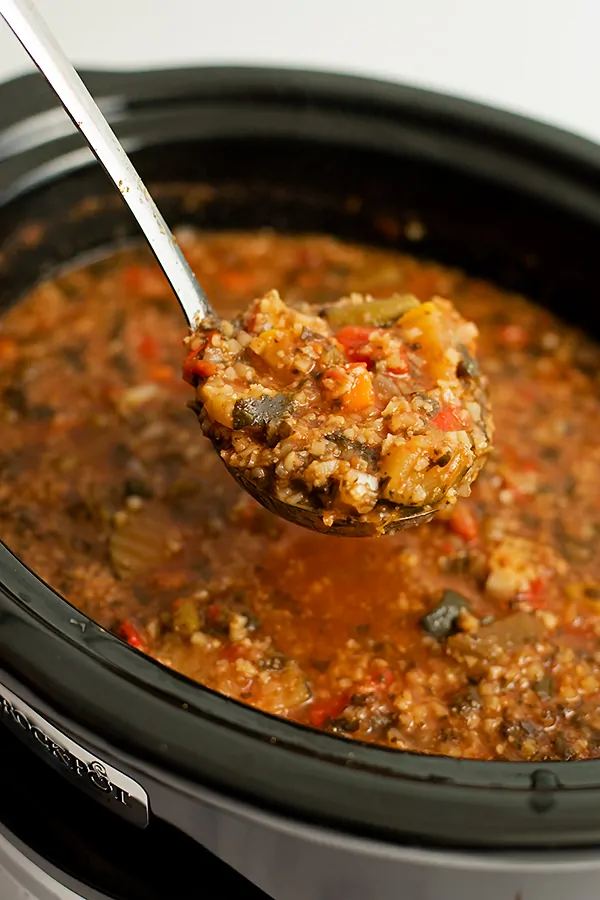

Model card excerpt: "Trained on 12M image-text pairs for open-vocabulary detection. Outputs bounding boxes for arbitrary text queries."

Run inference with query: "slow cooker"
[3,65,600,900]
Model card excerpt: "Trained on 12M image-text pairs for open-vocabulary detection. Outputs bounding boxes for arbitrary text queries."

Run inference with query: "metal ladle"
[0,0,439,536]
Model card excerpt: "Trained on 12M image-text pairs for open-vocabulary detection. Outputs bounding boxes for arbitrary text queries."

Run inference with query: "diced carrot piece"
[430,406,465,432]
[138,333,159,361]
[149,364,175,383]
[309,693,349,728]
[500,324,528,348]
[448,505,479,542]
[188,359,216,381]
[182,350,217,385]
[0,337,18,363]
[182,350,199,383]
[519,459,539,474]
[342,364,375,411]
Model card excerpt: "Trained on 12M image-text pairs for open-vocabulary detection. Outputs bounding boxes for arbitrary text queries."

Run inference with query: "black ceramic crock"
[2,66,600,899]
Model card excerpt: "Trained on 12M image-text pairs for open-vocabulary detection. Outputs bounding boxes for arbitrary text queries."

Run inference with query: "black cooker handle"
[0,68,191,135]
[0,71,57,132]
[0,65,304,138]
[2,64,600,171]
[0,69,166,132]
[0,67,220,167]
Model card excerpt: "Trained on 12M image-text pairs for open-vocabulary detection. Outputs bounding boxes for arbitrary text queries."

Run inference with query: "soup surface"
[2,228,600,761]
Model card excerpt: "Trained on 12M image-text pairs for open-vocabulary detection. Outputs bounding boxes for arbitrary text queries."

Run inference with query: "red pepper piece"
[182,331,220,385]
[336,325,375,346]
[182,349,217,385]
[117,620,147,652]
[439,540,457,554]
[371,668,394,687]
[563,619,595,638]
[519,577,545,609]
[309,692,349,728]
[220,644,245,662]
[0,337,18,362]
[336,325,379,366]
[138,333,159,361]
[448,505,479,542]
[430,406,465,432]
[207,604,222,621]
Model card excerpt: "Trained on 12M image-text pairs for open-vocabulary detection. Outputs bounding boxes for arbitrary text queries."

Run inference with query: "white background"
[0,0,600,144]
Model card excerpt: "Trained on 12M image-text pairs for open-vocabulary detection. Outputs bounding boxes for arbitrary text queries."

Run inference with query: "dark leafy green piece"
[2,385,28,415]
[420,589,471,639]
[325,430,379,465]
[532,675,555,698]
[457,343,480,378]
[232,394,292,430]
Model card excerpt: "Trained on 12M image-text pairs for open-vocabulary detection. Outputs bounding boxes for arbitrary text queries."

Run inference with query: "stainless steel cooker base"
[0,828,97,900]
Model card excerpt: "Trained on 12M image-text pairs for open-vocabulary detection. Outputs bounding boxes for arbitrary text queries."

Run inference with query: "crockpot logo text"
[0,692,132,808]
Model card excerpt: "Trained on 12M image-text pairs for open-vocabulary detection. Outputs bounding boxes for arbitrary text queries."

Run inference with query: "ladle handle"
[0,0,212,327]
